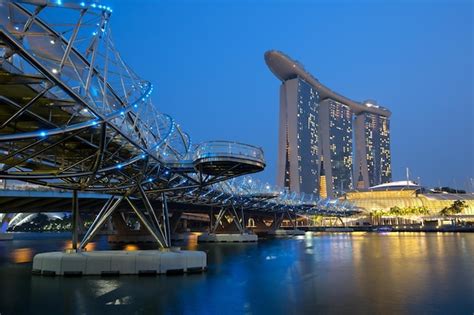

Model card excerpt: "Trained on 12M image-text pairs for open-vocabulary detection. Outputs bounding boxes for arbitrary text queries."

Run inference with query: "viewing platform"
[193,141,265,177]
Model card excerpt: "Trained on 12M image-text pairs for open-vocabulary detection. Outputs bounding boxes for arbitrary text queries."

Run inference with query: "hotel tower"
[265,50,392,197]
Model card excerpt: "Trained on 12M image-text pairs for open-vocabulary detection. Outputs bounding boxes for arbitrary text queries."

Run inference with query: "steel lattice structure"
[0,0,357,248]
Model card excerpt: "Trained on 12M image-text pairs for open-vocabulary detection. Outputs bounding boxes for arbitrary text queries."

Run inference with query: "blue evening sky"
[108,0,473,190]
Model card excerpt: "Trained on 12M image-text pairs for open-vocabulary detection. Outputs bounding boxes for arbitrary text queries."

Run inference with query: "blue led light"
[39,131,47,137]
[92,31,97,36]
[140,154,146,159]
[91,3,96,8]
[148,178,153,182]
[57,0,62,5]
[80,2,85,7]
[117,164,123,169]
[120,111,125,115]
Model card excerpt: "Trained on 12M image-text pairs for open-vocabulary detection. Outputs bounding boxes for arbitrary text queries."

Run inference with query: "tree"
[451,200,468,214]
[439,200,468,216]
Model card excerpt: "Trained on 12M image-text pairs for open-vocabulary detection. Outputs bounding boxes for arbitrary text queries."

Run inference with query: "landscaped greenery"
[439,200,468,216]
[368,206,431,225]
[370,206,430,218]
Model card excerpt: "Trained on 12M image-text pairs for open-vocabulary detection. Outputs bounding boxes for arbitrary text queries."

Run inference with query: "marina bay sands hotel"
[265,50,392,198]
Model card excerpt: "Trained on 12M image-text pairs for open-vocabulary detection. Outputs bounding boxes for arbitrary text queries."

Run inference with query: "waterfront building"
[354,108,392,188]
[277,77,321,194]
[319,99,354,196]
[265,50,392,196]
[341,181,474,214]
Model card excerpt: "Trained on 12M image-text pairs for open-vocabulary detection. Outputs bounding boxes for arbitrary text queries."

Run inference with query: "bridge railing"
[193,141,264,164]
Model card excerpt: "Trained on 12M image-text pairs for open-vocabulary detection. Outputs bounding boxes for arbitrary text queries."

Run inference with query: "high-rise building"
[265,50,392,196]
[277,77,321,194]
[319,99,354,196]
[354,110,392,188]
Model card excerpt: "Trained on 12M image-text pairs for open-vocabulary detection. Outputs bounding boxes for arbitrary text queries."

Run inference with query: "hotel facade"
[265,50,392,197]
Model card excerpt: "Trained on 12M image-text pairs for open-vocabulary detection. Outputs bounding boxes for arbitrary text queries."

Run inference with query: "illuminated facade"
[265,50,392,196]
[354,111,392,188]
[277,77,320,194]
[342,188,474,215]
[320,99,353,197]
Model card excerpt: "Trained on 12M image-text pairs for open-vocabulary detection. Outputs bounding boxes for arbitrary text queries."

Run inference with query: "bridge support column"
[79,196,122,250]
[199,206,257,243]
[71,190,79,251]
[268,212,305,236]
[161,193,171,246]
[137,186,170,248]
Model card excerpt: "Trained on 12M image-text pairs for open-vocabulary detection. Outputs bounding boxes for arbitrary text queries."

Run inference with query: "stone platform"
[32,249,206,276]
[198,233,258,243]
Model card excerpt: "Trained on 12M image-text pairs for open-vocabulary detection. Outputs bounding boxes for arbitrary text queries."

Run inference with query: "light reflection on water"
[0,232,472,314]
[11,248,33,263]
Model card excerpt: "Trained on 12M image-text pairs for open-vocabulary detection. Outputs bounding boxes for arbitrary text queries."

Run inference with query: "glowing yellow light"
[62,240,96,251]
[12,248,33,264]
[124,244,138,251]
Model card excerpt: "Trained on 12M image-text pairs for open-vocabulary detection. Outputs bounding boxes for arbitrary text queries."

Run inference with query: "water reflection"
[0,233,472,314]
[11,248,33,263]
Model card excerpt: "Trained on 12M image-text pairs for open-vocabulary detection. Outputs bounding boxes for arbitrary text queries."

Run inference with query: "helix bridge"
[0,0,357,250]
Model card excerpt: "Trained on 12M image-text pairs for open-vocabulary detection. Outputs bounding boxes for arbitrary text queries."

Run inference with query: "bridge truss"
[0,0,357,249]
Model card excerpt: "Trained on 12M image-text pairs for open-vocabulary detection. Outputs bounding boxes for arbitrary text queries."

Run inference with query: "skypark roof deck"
[264,50,391,117]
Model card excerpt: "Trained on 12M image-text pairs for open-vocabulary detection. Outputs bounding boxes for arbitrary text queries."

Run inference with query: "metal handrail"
[194,141,265,163]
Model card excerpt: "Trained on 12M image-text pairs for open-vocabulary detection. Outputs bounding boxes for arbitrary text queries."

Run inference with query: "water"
[0,232,473,314]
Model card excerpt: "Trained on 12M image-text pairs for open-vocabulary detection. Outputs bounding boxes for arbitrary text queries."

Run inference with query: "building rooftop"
[264,50,391,117]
